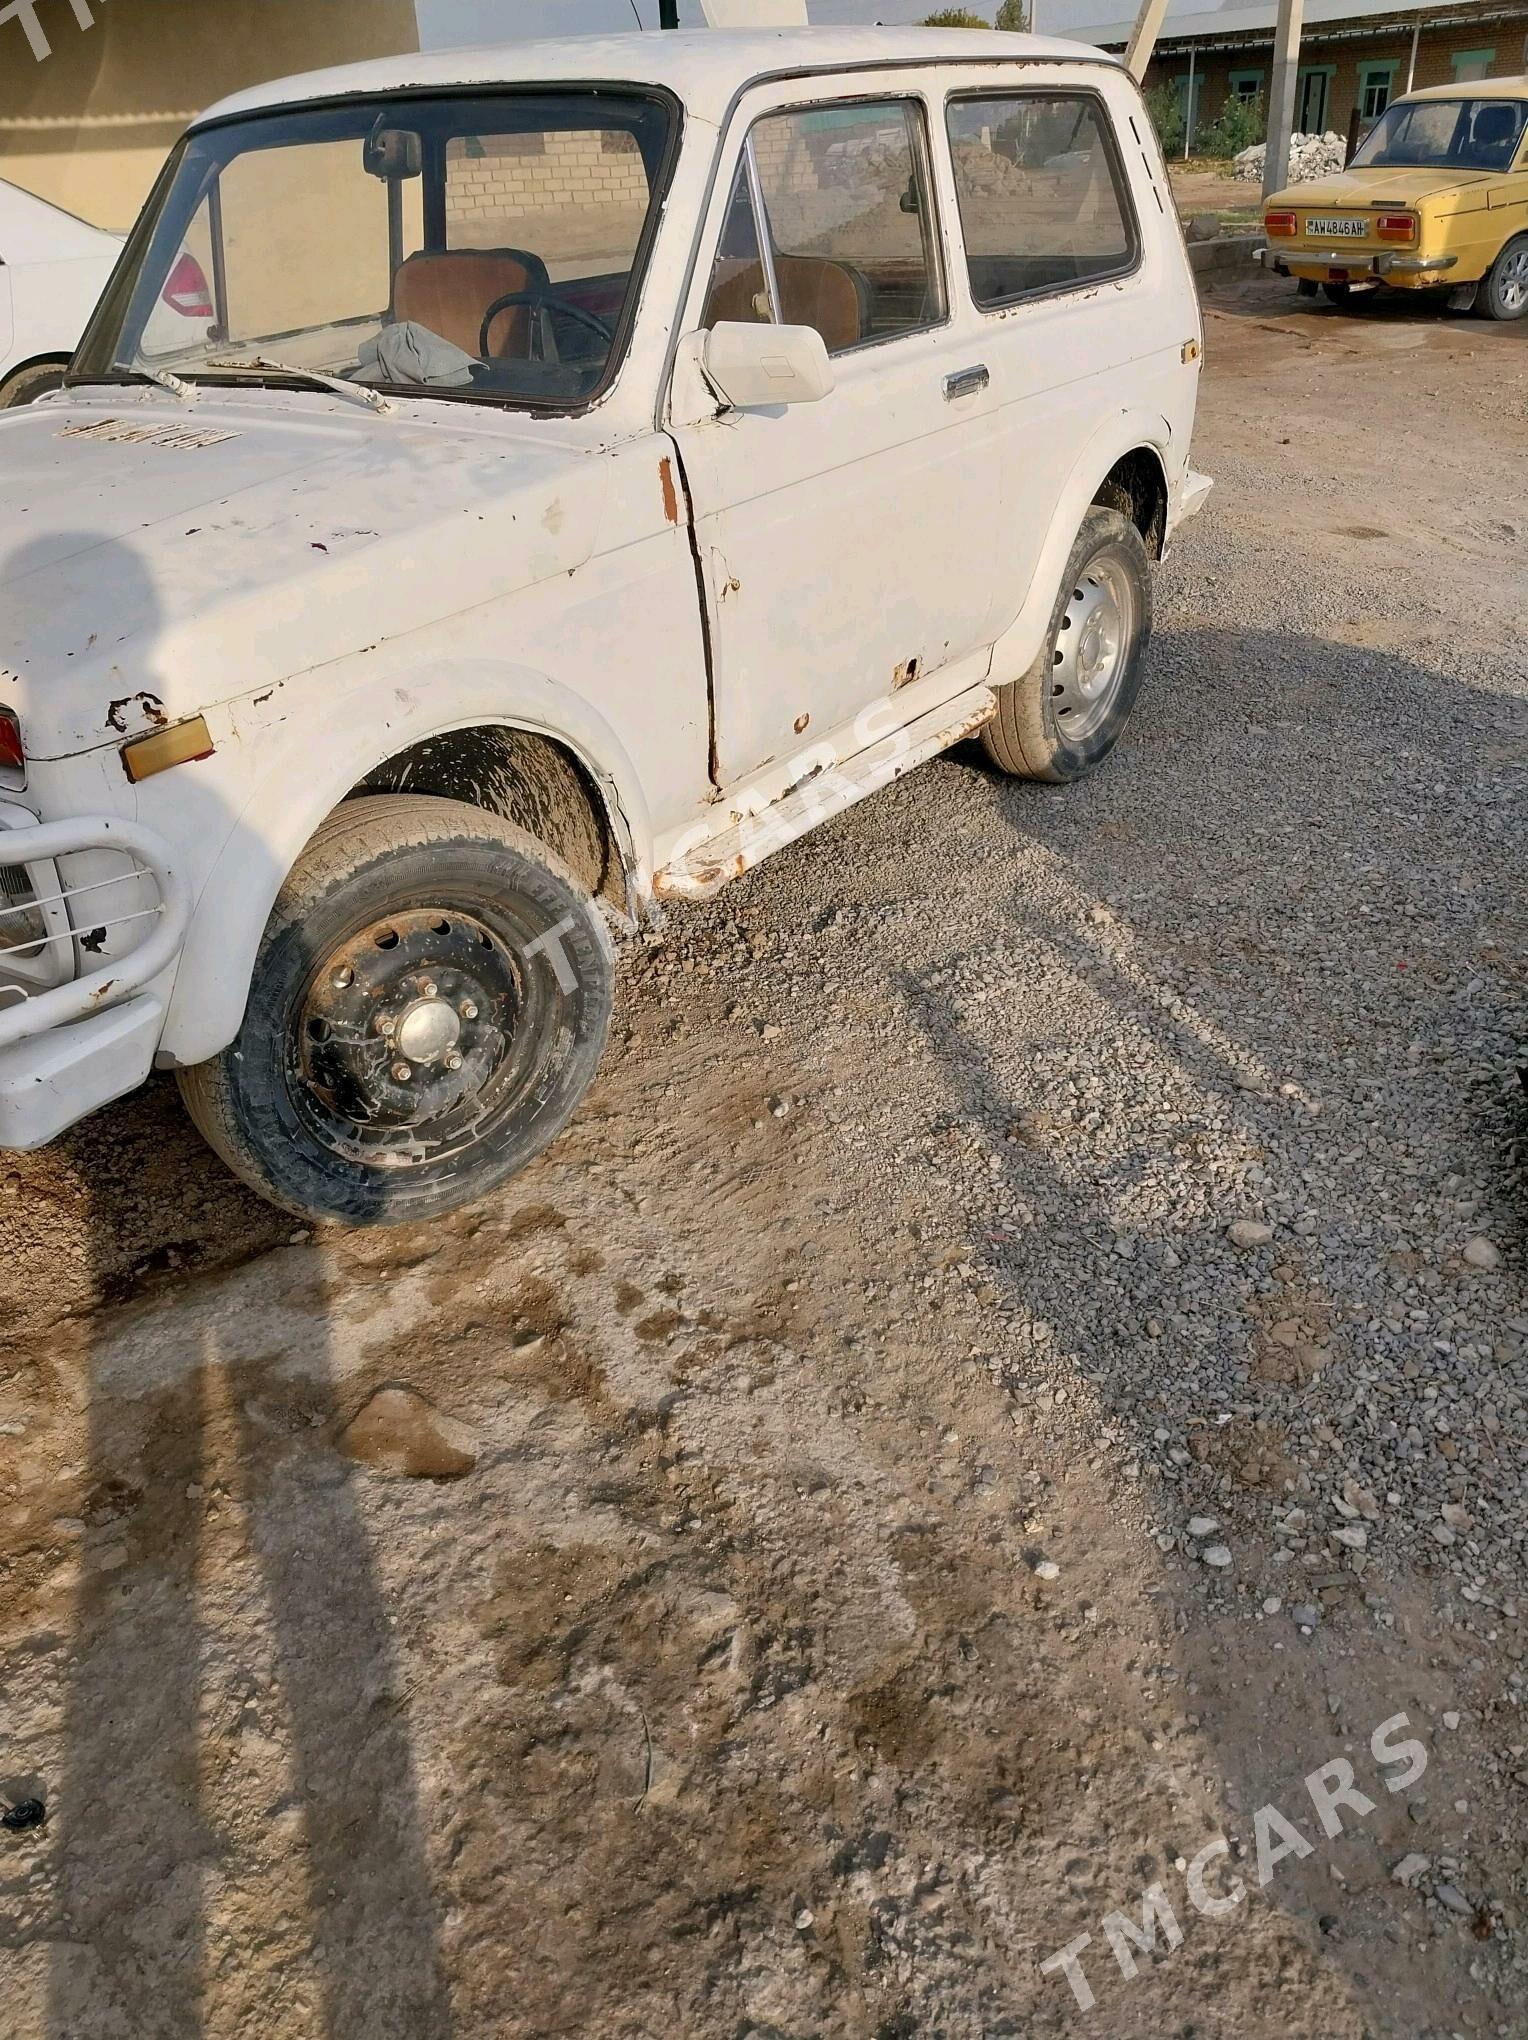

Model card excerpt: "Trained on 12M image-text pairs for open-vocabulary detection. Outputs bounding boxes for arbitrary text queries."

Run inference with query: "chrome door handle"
[944,365,990,400]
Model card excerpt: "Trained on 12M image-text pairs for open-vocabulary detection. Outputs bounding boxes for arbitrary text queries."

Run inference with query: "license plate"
[1304,216,1370,238]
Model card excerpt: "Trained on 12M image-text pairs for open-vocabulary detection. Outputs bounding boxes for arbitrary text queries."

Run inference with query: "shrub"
[921,9,991,25]
[1144,81,1185,158]
[994,0,1030,28]
[1200,91,1267,158]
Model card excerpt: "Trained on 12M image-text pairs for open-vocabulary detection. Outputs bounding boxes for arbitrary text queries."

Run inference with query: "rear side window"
[945,93,1137,308]
[702,99,944,355]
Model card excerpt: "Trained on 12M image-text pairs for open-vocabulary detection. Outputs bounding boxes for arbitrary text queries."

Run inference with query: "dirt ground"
[2,275,1526,2038]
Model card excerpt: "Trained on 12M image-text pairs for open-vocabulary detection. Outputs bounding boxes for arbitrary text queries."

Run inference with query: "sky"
[414,0,1162,51]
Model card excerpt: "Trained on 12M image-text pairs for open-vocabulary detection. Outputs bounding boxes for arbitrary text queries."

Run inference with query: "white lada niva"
[0,28,1209,1224]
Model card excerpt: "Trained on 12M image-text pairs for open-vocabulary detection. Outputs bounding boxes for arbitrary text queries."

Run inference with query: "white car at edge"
[0,177,123,408]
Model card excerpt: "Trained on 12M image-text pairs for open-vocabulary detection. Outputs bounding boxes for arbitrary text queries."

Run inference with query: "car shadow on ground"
[0,530,452,2038]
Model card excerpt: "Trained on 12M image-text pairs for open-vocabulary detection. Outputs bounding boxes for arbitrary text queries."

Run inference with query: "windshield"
[1350,95,1527,172]
[73,88,676,410]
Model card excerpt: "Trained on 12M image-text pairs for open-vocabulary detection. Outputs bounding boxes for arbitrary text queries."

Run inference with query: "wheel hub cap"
[1051,554,1136,742]
[395,995,462,1066]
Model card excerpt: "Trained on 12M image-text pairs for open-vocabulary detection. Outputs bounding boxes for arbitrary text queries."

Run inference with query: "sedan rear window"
[1351,96,1527,171]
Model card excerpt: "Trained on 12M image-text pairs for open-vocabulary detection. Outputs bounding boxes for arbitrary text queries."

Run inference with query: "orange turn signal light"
[1377,213,1417,243]
[121,715,214,783]
[1266,211,1298,237]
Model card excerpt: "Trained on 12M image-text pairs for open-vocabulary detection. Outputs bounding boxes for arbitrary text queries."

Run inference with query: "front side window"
[1351,94,1526,171]
[701,99,944,356]
[73,89,675,410]
[945,94,1137,310]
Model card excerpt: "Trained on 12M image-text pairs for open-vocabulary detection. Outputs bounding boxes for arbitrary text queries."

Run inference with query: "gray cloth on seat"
[354,320,477,387]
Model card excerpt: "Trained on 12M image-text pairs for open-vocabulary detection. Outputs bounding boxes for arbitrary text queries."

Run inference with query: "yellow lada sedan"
[1257,78,1528,317]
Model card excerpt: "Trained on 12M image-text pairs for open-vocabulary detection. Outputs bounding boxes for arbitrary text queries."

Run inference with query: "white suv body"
[0,177,122,406]
[0,29,1209,1224]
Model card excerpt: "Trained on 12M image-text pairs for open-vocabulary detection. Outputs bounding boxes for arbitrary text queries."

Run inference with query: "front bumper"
[0,810,188,1149]
[1255,245,1458,279]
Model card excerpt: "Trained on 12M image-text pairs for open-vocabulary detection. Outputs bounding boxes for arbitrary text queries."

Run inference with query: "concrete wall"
[0,0,420,231]
[444,128,647,227]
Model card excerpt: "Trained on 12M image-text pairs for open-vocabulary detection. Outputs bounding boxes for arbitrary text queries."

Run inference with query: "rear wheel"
[1479,235,1528,321]
[980,507,1152,784]
[178,794,614,1226]
[0,361,66,407]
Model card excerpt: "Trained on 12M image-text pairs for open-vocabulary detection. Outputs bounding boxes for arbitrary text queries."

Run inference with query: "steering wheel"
[478,287,615,361]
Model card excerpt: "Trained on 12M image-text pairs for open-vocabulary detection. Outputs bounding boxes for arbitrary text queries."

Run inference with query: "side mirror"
[702,321,835,410]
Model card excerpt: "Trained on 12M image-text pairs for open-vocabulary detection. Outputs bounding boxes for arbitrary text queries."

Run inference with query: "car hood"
[0,388,606,756]
[1268,167,1494,211]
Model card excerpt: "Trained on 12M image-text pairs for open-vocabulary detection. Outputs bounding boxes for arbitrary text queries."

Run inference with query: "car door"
[937,77,1182,644]
[666,85,1009,792]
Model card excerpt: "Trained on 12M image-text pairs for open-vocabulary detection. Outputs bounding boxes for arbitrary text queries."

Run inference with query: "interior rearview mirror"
[701,321,834,411]
[363,127,422,180]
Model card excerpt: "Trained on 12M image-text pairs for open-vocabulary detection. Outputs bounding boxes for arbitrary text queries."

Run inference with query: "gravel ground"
[1,277,1526,2038]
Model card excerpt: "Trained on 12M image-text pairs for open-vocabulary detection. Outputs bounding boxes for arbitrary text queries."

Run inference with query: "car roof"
[193,27,1117,130]
[1400,74,1528,104]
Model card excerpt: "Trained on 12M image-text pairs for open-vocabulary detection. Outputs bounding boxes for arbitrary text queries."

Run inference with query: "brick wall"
[1138,9,1528,142]
[444,128,648,230]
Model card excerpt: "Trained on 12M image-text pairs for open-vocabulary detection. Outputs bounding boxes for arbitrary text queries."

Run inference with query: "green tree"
[921,9,991,25]
[994,0,1030,29]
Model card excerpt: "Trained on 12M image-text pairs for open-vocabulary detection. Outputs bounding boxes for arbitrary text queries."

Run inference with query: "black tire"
[1479,235,1528,322]
[980,506,1153,785]
[177,794,614,1226]
[0,361,67,407]
[1321,282,1352,306]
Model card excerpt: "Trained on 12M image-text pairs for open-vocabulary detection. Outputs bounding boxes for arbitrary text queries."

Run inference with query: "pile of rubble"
[1234,130,1346,182]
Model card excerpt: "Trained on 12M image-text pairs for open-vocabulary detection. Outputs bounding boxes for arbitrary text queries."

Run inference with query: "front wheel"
[177,794,614,1226]
[980,506,1153,784]
[1479,235,1528,321]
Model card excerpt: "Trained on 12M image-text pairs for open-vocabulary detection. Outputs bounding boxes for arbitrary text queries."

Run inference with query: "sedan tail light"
[161,251,214,319]
[1377,213,1417,243]
[1265,211,1298,237]
[0,709,23,774]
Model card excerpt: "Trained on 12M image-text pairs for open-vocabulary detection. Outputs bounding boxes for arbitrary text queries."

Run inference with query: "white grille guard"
[0,815,190,1054]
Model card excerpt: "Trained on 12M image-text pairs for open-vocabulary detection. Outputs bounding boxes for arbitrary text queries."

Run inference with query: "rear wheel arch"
[1091,446,1169,561]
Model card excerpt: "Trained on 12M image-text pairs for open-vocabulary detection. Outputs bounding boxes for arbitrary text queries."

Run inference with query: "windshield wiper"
[202,356,395,417]
[108,362,197,404]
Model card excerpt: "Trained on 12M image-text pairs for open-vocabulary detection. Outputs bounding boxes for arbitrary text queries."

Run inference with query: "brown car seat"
[391,248,550,359]
[705,254,866,353]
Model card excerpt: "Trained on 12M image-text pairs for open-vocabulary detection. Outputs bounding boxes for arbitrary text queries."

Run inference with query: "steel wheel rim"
[1051,551,1137,743]
[1499,246,1528,312]
[290,904,553,1170]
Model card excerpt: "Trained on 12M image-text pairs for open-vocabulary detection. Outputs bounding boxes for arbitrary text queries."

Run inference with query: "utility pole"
[1262,0,1305,199]
[1124,0,1171,81]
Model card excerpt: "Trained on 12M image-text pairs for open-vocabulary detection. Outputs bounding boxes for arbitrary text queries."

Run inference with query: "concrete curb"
[1188,234,1262,282]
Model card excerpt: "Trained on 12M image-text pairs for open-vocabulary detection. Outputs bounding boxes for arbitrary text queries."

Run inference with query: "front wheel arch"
[0,356,72,407]
[157,695,649,1071]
